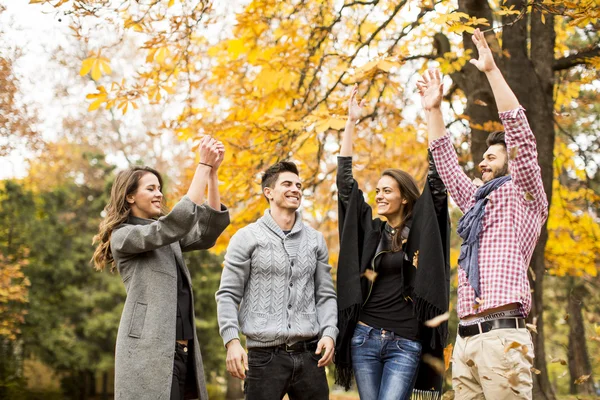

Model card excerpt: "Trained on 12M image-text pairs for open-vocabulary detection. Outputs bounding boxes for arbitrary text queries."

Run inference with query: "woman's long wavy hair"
[92,166,164,272]
[380,169,420,252]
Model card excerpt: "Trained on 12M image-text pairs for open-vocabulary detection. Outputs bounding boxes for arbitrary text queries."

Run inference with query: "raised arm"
[111,137,221,255]
[418,70,477,213]
[469,28,519,112]
[338,84,366,206]
[207,141,225,210]
[179,140,230,252]
[470,28,547,216]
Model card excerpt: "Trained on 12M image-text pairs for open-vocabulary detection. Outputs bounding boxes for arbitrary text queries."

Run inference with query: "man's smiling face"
[479,144,509,183]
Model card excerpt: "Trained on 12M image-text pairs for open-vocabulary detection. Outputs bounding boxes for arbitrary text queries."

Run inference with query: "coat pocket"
[128,302,148,338]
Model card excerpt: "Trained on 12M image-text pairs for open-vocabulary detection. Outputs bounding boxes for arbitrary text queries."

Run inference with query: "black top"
[359,250,419,341]
[176,260,195,340]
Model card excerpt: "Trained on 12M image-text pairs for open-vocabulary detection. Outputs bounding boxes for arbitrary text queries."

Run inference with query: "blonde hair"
[92,166,164,271]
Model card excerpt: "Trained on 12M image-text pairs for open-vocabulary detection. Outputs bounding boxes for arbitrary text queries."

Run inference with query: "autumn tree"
[28,0,600,397]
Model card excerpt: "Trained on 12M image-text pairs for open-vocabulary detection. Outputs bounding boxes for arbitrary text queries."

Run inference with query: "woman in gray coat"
[92,135,230,400]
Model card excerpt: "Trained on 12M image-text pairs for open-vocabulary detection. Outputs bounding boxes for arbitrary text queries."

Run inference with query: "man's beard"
[492,161,509,180]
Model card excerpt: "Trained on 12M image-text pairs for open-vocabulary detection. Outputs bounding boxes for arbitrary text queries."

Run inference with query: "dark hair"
[486,131,506,148]
[261,161,299,201]
[92,166,164,271]
[380,169,420,252]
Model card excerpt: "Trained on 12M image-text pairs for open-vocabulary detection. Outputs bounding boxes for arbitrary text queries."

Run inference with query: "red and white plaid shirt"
[430,107,548,319]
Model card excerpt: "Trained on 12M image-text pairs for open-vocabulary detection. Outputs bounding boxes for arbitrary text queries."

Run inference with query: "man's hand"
[226,339,248,380]
[417,69,443,112]
[315,336,334,367]
[469,28,497,73]
[212,141,225,173]
[347,84,365,123]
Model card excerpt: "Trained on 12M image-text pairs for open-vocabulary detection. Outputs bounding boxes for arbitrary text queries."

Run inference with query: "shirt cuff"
[221,327,240,348]
[321,326,339,346]
[498,105,526,120]
[429,134,451,151]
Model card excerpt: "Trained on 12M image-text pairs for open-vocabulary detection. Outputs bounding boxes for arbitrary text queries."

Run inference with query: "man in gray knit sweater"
[216,161,338,400]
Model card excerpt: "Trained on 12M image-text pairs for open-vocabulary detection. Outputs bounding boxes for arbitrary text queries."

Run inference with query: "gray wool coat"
[110,196,230,400]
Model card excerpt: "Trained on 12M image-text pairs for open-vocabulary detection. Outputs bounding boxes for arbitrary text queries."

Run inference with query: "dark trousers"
[244,346,329,400]
[171,342,189,400]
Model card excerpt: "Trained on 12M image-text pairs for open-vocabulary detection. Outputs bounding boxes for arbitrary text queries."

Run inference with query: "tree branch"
[553,45,600,71]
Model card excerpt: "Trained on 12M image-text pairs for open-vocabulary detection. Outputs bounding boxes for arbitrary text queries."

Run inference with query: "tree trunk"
[567,279,596,395]
[102,371,109,400]
[225,374,244,400]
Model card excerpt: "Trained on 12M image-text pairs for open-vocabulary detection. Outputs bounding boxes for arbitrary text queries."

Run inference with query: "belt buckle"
[285,343,295,353]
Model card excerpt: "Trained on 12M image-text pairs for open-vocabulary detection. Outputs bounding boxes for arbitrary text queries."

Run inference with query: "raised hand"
[469,28,497,73]
[348,84,365,123]
[213,140,225,171]
[198,135,219,168]
[417,69,443,111]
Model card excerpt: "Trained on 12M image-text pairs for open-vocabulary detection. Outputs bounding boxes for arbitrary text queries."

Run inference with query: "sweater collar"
[259,209,304,238]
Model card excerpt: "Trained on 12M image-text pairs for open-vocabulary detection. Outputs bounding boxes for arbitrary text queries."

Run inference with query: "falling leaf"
[466,359,475,367]
[412,250,419,268]
[524,192,535,201]
[550,358,567,365]
[574,374,591,385]
[422,354,445,375]
[362,269,378,282]
[526,323,538,334]
[530,367,541,375]
[589,336,600,343]
[441,390,455,400]
[443,343,453,371]
[504,341,523,353]
[425,312,450,328]
[563,313,569,322]
[474,99,488,106]
[528,267,536,282]
[520,345,529,356]
[482,375,492,380]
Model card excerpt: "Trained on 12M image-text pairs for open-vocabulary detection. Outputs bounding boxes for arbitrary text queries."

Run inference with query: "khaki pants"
[452,327,534,399]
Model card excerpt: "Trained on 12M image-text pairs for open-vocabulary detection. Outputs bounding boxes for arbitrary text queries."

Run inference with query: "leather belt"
[273,338,319,353]
[458,318,526,338]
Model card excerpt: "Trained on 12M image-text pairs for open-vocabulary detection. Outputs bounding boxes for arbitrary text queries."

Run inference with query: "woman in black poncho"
[334,84,451,400]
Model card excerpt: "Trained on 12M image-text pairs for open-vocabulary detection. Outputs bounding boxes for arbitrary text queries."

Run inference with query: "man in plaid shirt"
[417,28,548,399]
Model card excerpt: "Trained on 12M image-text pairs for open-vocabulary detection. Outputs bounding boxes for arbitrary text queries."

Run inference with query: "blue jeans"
[351,323,422,400]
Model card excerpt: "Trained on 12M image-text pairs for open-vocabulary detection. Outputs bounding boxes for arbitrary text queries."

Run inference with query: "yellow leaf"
[79,58,94,77]
[328,117,347,130]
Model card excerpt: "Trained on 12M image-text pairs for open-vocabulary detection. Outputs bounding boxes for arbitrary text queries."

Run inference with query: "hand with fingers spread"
[225,339,248,380]
[417,69,444,112]
[469,28,497,73]
[348,84,366,123]
[315,336,335,367]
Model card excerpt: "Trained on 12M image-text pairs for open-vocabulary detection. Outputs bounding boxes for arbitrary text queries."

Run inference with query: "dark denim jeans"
[170,342,188,400]
[244,346,329,400]
[351,323,422,400]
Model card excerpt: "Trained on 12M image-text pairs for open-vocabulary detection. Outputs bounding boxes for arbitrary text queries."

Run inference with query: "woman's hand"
[348,84,365,123]
[417,69,443,112]
[198,135,220,168]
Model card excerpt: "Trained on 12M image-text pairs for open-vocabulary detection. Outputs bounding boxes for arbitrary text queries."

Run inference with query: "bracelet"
[199,162,213,168]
